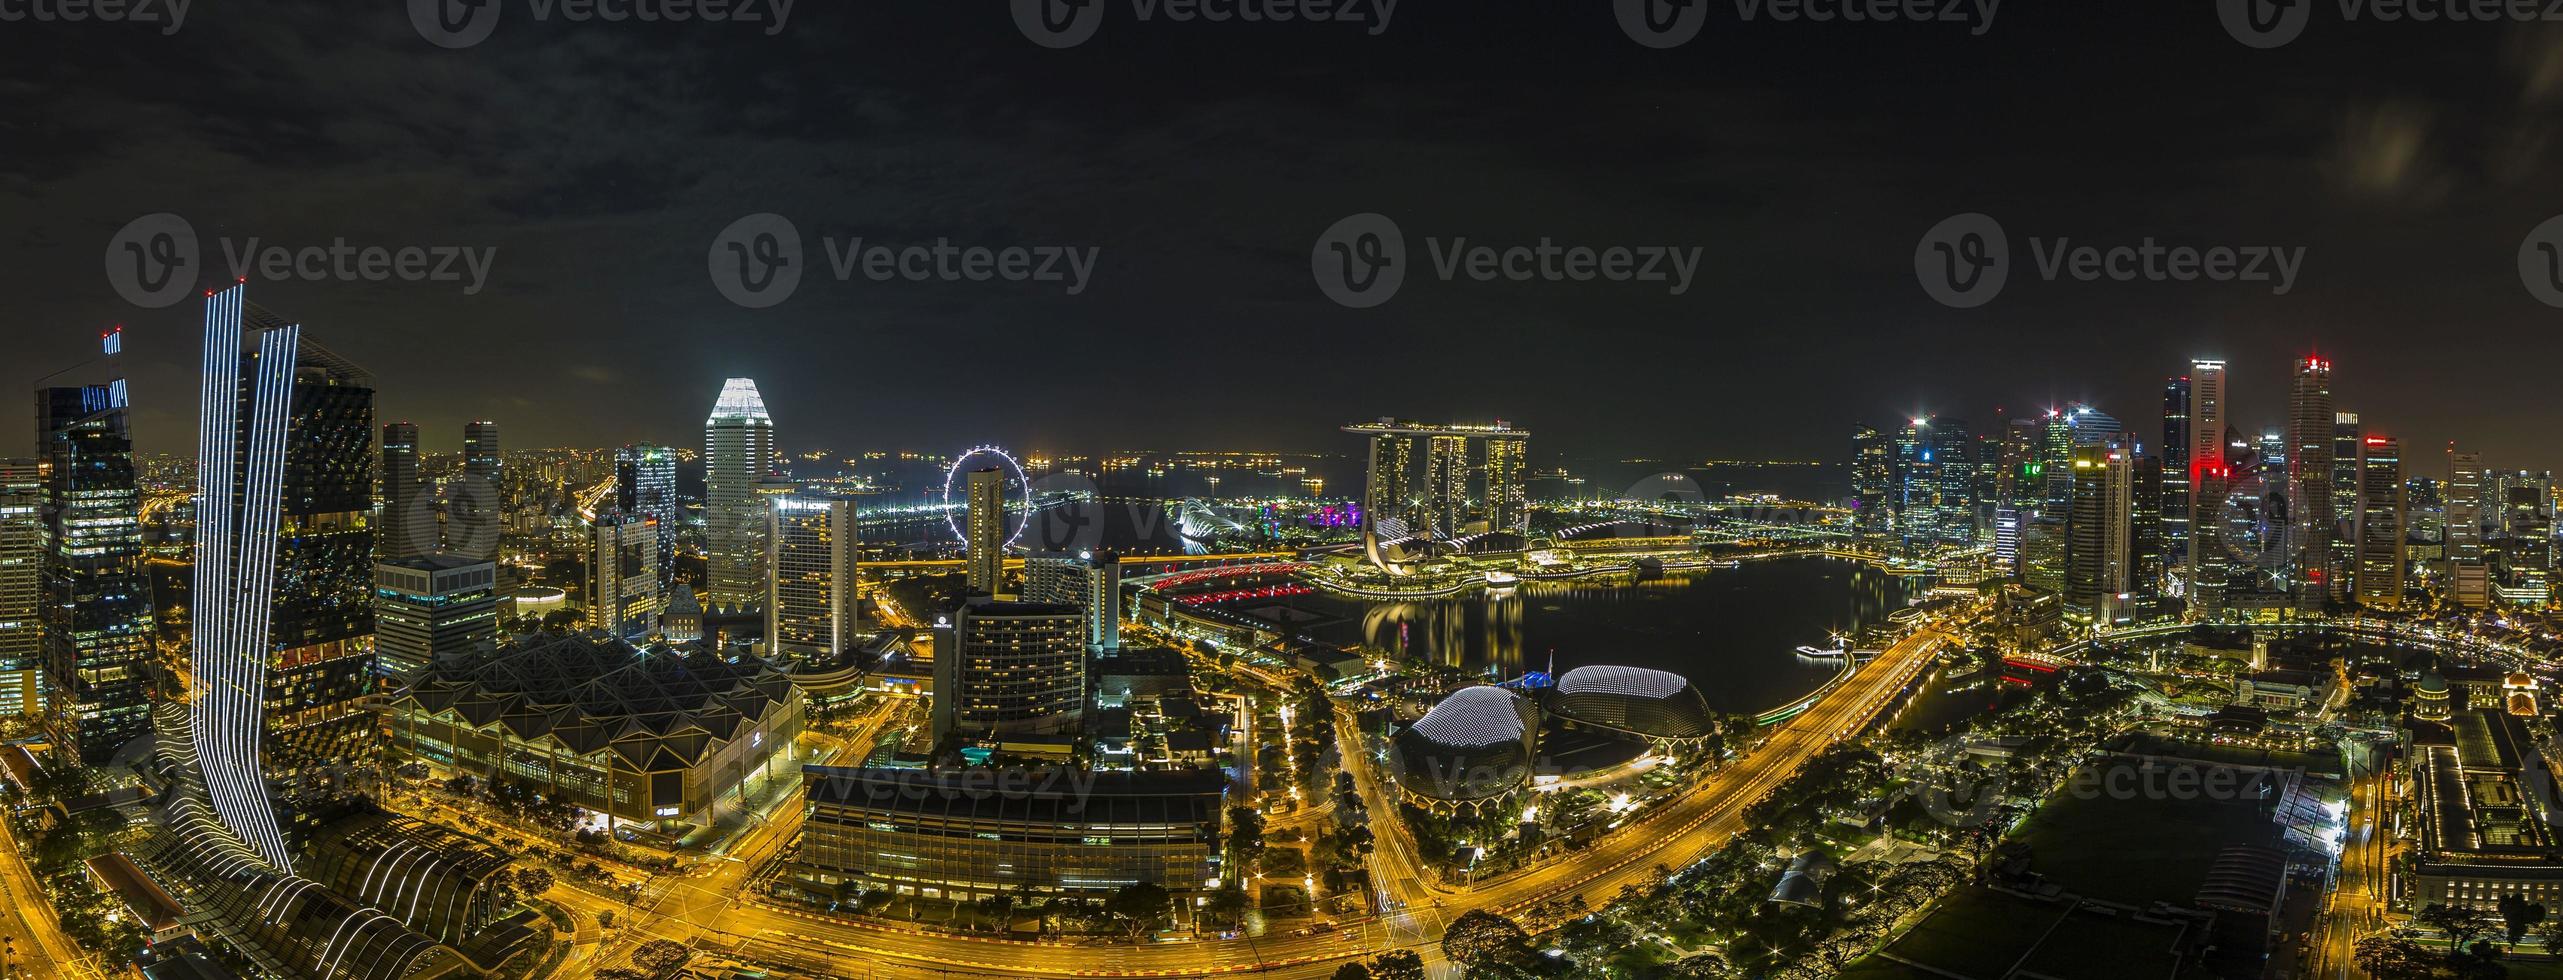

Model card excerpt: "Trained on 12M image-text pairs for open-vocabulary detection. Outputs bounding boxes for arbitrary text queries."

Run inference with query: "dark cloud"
[0,2,2559,476]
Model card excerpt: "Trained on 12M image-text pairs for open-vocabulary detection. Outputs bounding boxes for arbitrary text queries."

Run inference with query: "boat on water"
[1795,645,1880,663]
[1484,570,1520,589]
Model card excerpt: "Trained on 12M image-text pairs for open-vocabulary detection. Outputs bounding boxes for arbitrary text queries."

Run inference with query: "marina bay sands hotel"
[1342,419,1530,571]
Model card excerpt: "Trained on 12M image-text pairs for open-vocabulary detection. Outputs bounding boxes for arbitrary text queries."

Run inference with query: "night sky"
[6,2,2562,473]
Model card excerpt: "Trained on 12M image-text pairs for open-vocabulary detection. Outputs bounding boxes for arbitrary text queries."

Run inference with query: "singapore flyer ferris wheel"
[943,445,1032,551]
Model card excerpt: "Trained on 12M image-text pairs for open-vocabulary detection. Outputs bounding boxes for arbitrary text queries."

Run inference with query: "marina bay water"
[1224,558,1918,715]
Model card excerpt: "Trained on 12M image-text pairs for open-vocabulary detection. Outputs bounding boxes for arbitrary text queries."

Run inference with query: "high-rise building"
[2162,376,2192,573]
[379,421,436,560]
[1341,420,1529,571]
[1362,429,1413,537]
[1025,550,1123,651]
[1893,418,1937,547]
[1931,419,1978,544]
[2330,412,2363,604]
[193,285,378,869]
[1424,435,1470,538]
[0,461,40,721]
[1483,435,1528,535]
[373,555,498,677]
[615,443,679,588]
[586,512,663,639]
[451,420,502,562]
[2448,446,2490,609]
[2286,356,2335,609]
[36,369,154,763]
[931,596,1085,743]
[704,379,776,610]
[2495,471,2553,604]
[966,467,1008,597]
[2355,436,2406,609]
[2063,443,2133,623]
[1851,425,1892,539]
[2130,454,2165,602]
[768,496,859,663]
[2185,359,2229,618]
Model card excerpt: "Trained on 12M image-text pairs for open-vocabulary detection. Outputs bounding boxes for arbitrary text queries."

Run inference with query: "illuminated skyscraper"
[452,420,502,561]
[379,421,436,560]
[615,443,679,588]
[932,595,1085,743]
[2130,454,2165,603]
[0,461,39,721]
[2495,471,2552,604]
[586,511,662,638]
[2286,356,2335,609]
[1930,419,1978,544]
[1893,418,1936,547]
[2354,436,2406,609]
[2185,359,2229,618]
[192,284,378,869]
[966,467,1008,596]
[2161,376,2191,572]
[1483,435,1529,535]
[1362,429,1413,533]
[2330,412,2362,603]
[2448,447,2490,608]
[768,496,859,662]
[37,352,155,763]
[1026,550,1123,651]
[1424,434,1470,538]
[2063,442,2132,623]
[1851,425,1892,539]
[704,378,775,610]
[372,555,497,677]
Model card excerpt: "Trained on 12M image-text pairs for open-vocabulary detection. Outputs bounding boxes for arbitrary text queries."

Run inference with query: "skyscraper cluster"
[1855,352,2509,622]
[1342,419,1533,574]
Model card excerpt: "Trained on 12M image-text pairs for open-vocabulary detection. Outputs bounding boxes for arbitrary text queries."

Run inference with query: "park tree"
[630,938,691,977]
[514,866,555,897]
[1366,950,1427,980]
[2351,937,2433,980]
[1204,884,1250,929]
[1441,909,1535,974]
[1107,882,1173,936]
[1331,964,1371,980]
[2500,893,2548,945]
[2422,902,2493,954]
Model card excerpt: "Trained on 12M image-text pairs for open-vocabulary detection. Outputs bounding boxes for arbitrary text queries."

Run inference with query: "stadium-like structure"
[1544,665,1717,741]
[1390,686,1540,813]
